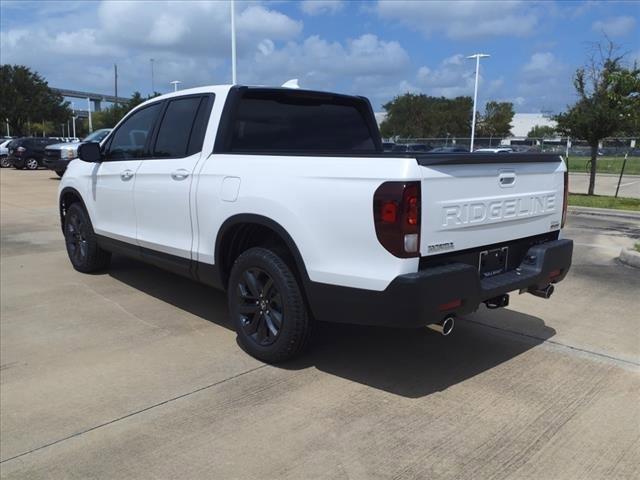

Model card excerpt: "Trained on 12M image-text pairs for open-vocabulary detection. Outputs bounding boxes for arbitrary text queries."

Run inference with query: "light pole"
[71,102,76,138]
[5,118,9,137]
[467,53,490,152]
[170,80,182,92]
[150,58,155,93]
[230,0,237,84]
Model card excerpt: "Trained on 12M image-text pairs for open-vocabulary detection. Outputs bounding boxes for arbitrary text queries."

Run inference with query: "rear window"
[229,90,378,153]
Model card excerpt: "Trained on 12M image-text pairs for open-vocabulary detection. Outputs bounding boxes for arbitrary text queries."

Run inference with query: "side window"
[153,96,204,158]
[187,96,214,156]
[106,103,162,160]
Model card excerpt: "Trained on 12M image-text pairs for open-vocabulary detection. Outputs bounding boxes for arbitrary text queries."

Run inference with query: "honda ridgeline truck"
[59,85,573,362]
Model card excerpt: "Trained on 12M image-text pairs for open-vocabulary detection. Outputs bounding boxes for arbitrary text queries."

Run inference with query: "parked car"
[44,129,112,176]
[391,143,432,152]
[474,147,514,153]
[429,146,469,153]
[0,139,12,168]
[8,137,62,170]
[59,85,573,362]
[382,142,395,152]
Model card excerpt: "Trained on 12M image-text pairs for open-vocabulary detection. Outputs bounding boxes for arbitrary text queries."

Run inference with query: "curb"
[619,248,640,268]
[568,206,640,220]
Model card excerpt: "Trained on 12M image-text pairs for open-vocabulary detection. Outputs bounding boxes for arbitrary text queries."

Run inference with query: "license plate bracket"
[479,247,509,278]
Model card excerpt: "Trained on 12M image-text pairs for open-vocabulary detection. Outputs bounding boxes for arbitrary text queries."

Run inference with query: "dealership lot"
[1,169,638,479]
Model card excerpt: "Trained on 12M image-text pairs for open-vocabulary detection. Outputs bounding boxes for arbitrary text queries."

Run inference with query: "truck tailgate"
[418,154,565,256]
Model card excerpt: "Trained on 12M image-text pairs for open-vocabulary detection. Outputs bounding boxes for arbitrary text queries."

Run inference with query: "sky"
[1,0,638,113]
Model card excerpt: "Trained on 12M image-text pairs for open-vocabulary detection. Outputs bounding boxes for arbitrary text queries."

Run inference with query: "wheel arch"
[59,187,89,232]
[214,214,311,292]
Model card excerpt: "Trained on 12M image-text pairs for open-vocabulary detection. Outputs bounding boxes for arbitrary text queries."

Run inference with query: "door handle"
[171,169,190,181]
[120,170,134,181]
[499,171,516,187]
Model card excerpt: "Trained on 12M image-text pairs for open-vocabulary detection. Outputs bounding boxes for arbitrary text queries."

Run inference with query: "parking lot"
[1,168,639,479]
[569,172,640,198]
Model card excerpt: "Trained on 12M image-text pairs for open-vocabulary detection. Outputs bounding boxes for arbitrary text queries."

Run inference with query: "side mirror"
[78,142,102,163]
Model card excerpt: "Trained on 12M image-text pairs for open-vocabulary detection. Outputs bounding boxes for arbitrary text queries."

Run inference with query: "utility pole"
[150,58,155,94]
[114,64,119,106]
[87,97,93,132]
[230,0,237,84]
[467,53,490,152]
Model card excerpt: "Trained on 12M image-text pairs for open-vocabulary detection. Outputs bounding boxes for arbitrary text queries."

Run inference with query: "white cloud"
[516,52,573,113]
[415,54,478,97]
[376,0,538,39]
[248,34,410,87]
[523,52,556,75]
[300,0,343,16]
[592,16,636,37]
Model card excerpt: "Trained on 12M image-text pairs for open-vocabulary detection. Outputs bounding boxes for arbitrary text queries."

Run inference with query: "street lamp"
[467,53,490,152]
[170,80,182,92]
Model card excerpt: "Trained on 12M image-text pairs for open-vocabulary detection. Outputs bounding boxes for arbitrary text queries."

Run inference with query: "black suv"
[8,137,62,170]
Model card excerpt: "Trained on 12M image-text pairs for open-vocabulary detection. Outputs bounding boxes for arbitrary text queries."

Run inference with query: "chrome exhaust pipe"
[427,315,455,336]
[528,284,554,299]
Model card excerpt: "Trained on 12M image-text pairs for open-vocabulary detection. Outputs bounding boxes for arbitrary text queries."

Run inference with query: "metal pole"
[42,120,45,137]
[114,64,118,106]
[150,58,155,93]
[72,102,76,138]
[615,153,628,198]
[467,53,489,152]
[231,0,237,84]
[170,80,181,92]
[87,97,93,132]
[5,118,9,137]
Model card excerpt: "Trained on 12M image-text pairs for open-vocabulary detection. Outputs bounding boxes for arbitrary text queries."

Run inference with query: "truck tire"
[228,247,312,363]
[63,203,111,273]
[13,160,24,170]
[55,170,64,177]
[25,158,39,170]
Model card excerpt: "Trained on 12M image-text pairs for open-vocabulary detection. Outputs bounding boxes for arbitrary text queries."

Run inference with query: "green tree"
[555,41,639,195]
[477,101,514,137]
[380,93,472,138]
[0,65,71,136]
[527,125,557,138]
[92,91,160,130]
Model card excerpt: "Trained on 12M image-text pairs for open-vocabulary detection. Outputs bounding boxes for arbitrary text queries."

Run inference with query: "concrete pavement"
[569,172,640,198]
[1,168,639,479]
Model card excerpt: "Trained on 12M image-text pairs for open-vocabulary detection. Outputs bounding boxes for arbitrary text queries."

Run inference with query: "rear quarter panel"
[195,154,422,291]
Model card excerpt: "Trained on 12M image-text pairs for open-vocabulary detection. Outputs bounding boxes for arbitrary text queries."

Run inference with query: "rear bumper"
[306,239,573,327]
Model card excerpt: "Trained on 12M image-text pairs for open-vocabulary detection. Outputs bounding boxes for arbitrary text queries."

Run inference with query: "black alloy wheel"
[236,267,284,346]
[228,247,312,363]
[65,207,89,265]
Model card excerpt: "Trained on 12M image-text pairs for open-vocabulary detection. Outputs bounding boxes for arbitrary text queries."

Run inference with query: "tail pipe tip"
[528,284,555,299]
[427,315,455,336]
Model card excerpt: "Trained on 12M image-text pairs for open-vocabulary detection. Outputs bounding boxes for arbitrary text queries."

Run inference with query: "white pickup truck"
[59,85,573,362]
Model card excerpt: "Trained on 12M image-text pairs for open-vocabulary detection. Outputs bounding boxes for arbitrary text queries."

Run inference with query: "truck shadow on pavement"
[108,255,556,399]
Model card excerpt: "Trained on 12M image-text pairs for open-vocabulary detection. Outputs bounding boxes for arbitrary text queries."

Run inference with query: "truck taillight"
[562,170,568,227]
[373,181,421,258]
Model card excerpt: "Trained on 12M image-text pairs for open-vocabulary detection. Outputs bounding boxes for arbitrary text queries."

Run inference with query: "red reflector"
[381,201,397,223]
[549,269,561,280]
[438,299,462,311]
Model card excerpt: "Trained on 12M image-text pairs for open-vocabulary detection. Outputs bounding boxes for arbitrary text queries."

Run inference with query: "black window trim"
[212,86,383,155]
